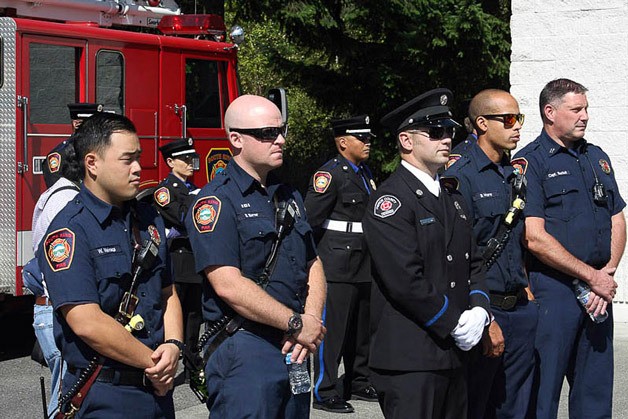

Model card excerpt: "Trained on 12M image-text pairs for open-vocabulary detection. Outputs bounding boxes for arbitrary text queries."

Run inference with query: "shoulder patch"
[44,228,75,272]
[154,187,170,207]
[599,159,611,174]
[445,154,461,170]
[440,176,459,191]
[373,195,402,218]
[510,157,528,176]
[313,171,332,193]
[48,152,62,173]
[193,196,221,233]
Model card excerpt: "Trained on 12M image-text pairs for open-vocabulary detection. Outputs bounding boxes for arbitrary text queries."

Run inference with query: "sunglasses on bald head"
[481,113,525,128]
[409,126,456,139]
[230,124,288,141]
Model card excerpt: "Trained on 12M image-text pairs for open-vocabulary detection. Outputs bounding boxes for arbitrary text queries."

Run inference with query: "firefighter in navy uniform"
[363,89,491,419]
[42,103,103,188]
[305,115,378,414]
[153,138,203,382]
[39,113,183,418]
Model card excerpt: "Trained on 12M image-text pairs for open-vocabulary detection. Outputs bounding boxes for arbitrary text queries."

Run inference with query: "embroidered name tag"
[547,170,570,178]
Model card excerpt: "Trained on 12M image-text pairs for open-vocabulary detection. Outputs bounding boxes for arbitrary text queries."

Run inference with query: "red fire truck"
[0,0,243,306]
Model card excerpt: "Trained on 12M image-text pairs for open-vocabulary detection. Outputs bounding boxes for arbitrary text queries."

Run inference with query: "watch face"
[289,314,303,330]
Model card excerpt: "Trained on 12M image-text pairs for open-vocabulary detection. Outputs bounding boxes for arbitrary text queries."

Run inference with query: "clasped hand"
[450,307,489,351]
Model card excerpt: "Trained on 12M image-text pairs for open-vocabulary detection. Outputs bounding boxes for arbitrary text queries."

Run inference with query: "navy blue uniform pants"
[60,369,174,418]
[314,281,371,401]
[528,273,613,419]
[205,329,310,419]
[468,300,538,418]
[371,367,466,419]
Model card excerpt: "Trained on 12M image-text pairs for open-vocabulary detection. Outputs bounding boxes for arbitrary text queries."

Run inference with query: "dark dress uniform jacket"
[154,173,200,284]
[363,164,489,372]
[304,155,373,283]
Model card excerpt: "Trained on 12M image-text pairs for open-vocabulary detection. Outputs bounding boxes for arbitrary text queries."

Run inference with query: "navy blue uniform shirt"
[39,186,171,369]
[514,130,625,273]
[186,160,317,322]
[445,142,527,293]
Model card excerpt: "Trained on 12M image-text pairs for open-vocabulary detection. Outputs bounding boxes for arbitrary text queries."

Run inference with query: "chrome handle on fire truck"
[173,103,187,138]
[17,96,29,174]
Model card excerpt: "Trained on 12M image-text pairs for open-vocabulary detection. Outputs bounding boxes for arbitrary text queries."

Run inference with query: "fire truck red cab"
[0,0,240,300]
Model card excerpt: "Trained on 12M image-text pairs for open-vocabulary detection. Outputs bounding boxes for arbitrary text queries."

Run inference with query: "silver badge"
[370,179,377,191]
[188,138,193,146]
[440,95,448,105]
[365,116,370,124]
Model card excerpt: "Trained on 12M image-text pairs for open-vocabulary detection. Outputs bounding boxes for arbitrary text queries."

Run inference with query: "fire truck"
[0,0,244,307]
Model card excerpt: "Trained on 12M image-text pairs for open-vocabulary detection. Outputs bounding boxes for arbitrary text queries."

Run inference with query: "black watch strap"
[164,339,185,352]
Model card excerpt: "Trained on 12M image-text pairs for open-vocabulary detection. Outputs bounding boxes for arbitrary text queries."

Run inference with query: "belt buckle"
[502,295,517,310]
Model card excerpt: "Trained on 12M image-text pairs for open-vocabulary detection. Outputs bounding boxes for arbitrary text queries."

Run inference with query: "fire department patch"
[193,196,221,233]
[445,154,461,170]
[313,171,332,193]
[599,159,611,174]
[147,225,161,246]
[44,228,75,272]
[154,187,170,207]
[374,195,401,219]
[510,157,528,176]
[48,152,62,173]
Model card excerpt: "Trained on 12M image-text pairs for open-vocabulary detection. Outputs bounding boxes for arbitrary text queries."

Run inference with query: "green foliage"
[218,0,511,190]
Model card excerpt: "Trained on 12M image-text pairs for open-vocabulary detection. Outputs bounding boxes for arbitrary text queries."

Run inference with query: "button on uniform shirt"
[445,142,527,292]
[514,130,626,273]
[39,187,171,369]
[186,160,317,322]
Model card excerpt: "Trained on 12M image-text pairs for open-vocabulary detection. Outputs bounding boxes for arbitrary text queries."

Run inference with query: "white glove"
[450,307,490,351]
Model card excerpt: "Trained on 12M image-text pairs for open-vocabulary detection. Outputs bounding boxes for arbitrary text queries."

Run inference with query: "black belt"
[489,288,528,310]
[68,366,149,387]
[239,320,285,342]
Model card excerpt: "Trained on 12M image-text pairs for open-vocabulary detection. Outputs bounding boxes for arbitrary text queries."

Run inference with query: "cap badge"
[188,138,193,146]
[365,116,370,124]
[440,95,448,105]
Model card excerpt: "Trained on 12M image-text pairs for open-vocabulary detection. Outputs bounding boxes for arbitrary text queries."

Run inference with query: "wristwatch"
[164,339,185,353]
[287,312,303,336]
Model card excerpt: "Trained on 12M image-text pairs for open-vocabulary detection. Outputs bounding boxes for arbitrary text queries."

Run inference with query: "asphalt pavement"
[1,322,628,418]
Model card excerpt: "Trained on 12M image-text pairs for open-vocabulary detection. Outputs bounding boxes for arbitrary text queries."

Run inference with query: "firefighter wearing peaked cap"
[154,138,203,382]
[304,115,378,414]
[363,88,491,418]
[42,103,103,188]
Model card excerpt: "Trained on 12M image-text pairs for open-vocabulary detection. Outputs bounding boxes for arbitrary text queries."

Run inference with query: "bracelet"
[164,339,185,352]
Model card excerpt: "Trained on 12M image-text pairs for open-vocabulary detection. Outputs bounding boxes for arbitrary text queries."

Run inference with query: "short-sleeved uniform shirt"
[39,186,172,369]
[514,130,626,273]
[186,160,317,322]
[445,142,527,292]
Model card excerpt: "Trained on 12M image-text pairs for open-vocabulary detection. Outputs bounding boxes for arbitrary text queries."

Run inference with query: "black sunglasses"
[230,124,288,141]
[481,113,525,128]
[410,126,456,139]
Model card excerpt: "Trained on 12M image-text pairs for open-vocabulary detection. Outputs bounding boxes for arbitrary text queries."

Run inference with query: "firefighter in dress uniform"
[305,115,378,413]
[363,89,491,419]
[40,113,183,418]
[153,138,203,382]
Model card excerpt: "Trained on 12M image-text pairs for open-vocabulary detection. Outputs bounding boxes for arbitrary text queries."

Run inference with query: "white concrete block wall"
[510,0,628,318]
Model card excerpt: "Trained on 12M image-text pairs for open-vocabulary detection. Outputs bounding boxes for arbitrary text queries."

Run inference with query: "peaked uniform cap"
[331,114,376,138]
[67,103,104,120]
[380,88,461,132]
[159,138,198,159]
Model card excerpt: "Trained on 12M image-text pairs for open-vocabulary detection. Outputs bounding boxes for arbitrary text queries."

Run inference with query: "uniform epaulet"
[321,157,341,171]
[440,176,459,191]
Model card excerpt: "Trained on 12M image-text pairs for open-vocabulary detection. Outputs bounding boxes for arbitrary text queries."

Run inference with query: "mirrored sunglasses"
[481,113,525,128]
[231,124,288,141]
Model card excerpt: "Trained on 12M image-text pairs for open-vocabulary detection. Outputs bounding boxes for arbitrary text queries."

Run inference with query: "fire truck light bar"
[157,14,226,36]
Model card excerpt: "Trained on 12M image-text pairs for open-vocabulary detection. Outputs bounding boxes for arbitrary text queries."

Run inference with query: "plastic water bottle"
[573,279,609,323]
[285,352,311,395]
